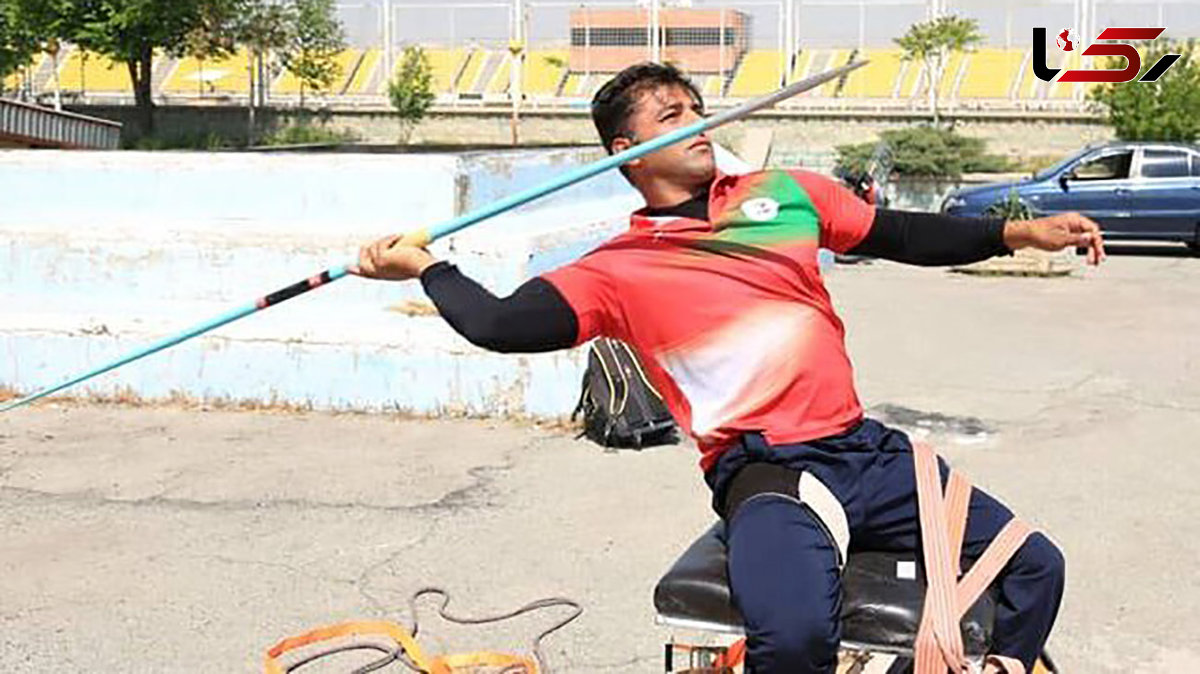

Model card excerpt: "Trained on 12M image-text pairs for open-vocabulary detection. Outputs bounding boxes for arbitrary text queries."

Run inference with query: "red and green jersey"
[541,168,876,472]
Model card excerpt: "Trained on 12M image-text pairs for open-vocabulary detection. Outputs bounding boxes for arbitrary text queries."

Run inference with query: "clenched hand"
[1003,212,1107,266]
[350,233,438,281]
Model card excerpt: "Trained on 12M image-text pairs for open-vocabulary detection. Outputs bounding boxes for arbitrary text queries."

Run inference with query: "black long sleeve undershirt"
[420,261,577,353]
[421,200,1014,352]
[851,209,1012,266]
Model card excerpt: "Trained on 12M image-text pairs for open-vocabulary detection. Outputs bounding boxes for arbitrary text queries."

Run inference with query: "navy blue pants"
[705,419,1065,674]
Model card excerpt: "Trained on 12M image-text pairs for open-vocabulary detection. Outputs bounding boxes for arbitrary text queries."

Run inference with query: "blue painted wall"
[1,148,637,416]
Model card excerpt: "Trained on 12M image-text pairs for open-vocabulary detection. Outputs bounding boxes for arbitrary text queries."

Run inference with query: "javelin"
[0,60,867,413]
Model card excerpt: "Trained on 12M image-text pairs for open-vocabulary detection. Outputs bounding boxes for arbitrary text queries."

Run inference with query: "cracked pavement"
[2,249,1199,672]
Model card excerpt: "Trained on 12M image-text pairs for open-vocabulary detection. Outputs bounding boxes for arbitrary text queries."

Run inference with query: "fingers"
[1063,213,1106,265]
[1060,213,1104,266]
[354,242,376,277]
[352,234,430,280]
[1090,232,1107,265]
[352,234,402,277]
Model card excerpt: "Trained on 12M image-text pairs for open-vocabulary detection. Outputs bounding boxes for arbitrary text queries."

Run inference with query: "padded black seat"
[654,523,996,656]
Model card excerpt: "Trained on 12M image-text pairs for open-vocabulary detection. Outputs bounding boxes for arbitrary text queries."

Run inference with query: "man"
[352,63,1104,673]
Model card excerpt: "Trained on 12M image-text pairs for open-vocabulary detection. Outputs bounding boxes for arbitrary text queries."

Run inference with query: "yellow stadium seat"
[820,50,849,96]
[2,54,44,93]
[788,50,813,83]
[524,49,567,95]
[1021,56,1042,99]
[164,49,251,94]
[703,73,723,96]
[421,48,468,94]
[456,49,485,93]
[728,50,782,97]
[937,50,966,98]
[841,48,903,98]
[1022,48,1075,99]
[58,50,132,92]
[273,49,359,94]
[959,48,1024,98]
[487,55,511,94]
[897,56,923,98]
[560,71,583,97]
[347,49,381,94]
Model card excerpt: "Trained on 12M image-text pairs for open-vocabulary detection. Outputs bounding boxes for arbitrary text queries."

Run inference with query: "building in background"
[569,7,747,74]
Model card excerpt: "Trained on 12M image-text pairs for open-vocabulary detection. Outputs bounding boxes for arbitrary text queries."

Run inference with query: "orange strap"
[912,442,1033,674]
[263,619,537,674]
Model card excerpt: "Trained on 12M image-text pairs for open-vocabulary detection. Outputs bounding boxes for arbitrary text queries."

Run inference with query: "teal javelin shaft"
[0,60,866,413]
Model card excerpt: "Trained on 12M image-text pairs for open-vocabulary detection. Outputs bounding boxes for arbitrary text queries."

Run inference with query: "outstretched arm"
[847,210,1106,267]
[350,235,578,353]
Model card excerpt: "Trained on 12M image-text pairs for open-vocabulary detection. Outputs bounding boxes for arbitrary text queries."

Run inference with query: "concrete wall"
[1,147,639,416]
[71,104,1113,167]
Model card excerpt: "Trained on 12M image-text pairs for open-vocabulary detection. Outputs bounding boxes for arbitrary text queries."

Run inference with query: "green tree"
[835,126,1010,180]
[387,45,434,143]
[69,0,236,135]
[13,0,80,109]
[233,0,295,140]
[0,0,35,93]
[1088,38,1200,142]
[279,0,344,108]
[895,15,982,126]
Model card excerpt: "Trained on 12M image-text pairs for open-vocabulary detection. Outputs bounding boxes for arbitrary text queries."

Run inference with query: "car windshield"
[1033,153,1081,180]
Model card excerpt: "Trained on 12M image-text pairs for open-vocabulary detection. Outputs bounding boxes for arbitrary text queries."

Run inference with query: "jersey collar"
[628,169,741,233]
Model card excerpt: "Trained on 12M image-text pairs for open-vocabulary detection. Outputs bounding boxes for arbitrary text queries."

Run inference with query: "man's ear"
[610,136,643,170]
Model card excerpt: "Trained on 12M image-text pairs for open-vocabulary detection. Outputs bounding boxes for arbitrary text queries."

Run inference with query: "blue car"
[942,142,1200,250]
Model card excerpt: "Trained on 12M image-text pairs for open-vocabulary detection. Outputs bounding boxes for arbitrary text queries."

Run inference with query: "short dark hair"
[591,62,704,156]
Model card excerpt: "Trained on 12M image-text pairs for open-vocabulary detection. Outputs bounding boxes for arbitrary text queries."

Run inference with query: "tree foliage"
[895,15,982,125]
[68,0,232,133]
[1,0,76,94]
[836,126,1010,180]
[0,0,35,89]
[3,0,349,133]
[387,45,434,141]
[279,0,344,106]
[1088,38,1200,142]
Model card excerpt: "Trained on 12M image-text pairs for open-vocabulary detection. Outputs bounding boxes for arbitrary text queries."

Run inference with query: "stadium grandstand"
[3,0,1197,113]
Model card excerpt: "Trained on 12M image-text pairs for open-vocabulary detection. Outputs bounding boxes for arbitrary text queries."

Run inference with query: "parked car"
[941,142,1200,250]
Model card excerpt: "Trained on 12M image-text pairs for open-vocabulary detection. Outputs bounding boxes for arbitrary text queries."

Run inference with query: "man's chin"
[691,161,717,184]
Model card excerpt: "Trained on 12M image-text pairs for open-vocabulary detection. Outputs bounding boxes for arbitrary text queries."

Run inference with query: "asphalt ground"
[3,246,1198,672]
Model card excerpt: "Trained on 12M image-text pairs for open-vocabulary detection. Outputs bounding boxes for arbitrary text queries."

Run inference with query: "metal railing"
[0,98,122,149]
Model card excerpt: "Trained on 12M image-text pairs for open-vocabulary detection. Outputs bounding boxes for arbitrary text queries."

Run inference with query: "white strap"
[798,471,851,569]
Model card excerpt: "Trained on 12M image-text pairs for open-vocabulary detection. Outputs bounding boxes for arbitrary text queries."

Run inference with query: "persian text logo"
[1033,26,1181,83]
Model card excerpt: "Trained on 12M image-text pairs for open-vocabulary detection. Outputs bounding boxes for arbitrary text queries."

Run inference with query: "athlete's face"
[612,84,716,191]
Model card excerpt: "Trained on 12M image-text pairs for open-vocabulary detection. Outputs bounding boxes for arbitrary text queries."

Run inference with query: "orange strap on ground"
[912,442,1034,674]
[264,620,433,674]
[434,651,538,672]
[263,619,538,674]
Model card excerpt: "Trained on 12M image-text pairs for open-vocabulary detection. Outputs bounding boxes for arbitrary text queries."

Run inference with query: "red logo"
[1056,29,1075,51]
[1033,27,1181,83]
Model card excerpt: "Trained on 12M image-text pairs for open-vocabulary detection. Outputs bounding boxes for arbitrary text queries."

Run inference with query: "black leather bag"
[572,338,677,449]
